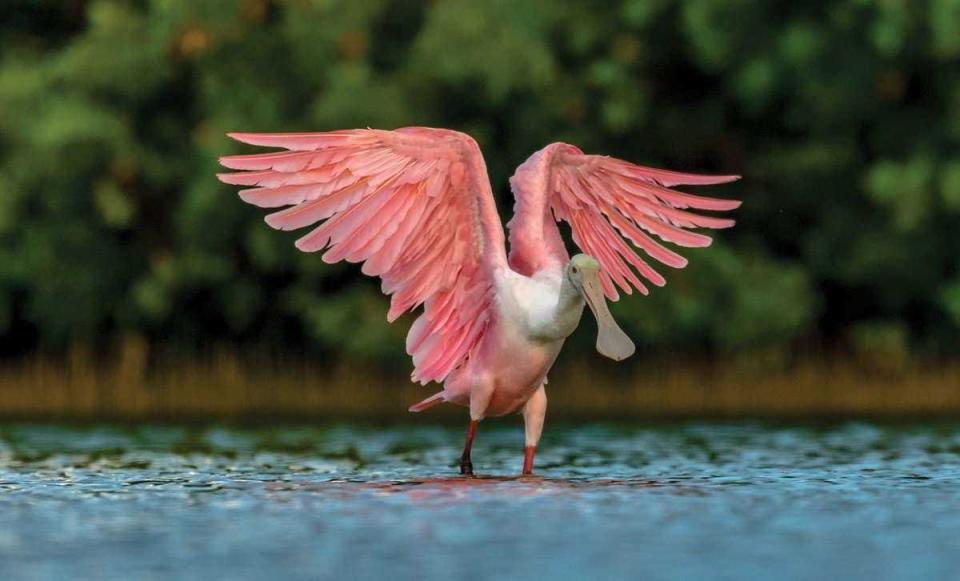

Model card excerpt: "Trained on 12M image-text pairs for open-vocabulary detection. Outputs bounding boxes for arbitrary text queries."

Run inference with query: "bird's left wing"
[218,128,507,384]
[508,143,740,299]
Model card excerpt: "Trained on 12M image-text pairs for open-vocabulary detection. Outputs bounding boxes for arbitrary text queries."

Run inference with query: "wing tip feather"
[217,171,253,185]
[713,174,741,184]
[239,189,271,206]
[294,234,325,253]
[227,132,296,149]
[684,173,741,186]
[722,198,743,210]
[265,213,297,231]
[226,132,258,144]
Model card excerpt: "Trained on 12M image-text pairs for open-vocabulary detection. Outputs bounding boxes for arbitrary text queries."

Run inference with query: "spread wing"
[218,127,508,384]
[507,143,740,298]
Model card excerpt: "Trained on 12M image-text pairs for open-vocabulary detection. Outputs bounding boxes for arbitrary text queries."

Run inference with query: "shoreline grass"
[0,345,958,422]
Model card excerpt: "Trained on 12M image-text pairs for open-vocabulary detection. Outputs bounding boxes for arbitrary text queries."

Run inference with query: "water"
[1,422,959,580]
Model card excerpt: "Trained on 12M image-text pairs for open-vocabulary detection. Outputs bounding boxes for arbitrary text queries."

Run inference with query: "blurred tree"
[0,0,957,371]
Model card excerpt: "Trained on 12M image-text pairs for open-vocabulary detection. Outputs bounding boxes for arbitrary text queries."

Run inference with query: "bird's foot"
[459,455,474,476]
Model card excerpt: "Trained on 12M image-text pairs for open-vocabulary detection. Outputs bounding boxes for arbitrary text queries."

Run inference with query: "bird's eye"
[572,267,579,274]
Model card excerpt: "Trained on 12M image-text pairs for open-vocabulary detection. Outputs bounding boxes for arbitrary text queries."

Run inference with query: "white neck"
[498,267,586,343]
[537,271,585,341]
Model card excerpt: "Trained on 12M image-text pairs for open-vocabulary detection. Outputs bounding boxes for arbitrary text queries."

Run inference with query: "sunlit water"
[1,422,959,580]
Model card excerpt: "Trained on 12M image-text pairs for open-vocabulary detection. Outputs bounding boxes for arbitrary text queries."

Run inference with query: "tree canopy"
[1,0,958,370]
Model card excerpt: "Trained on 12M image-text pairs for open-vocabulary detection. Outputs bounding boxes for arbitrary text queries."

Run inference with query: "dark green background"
[1,0,958,372]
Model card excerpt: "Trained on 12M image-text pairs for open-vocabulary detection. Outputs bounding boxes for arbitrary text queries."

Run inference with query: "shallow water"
[1,422,959,580]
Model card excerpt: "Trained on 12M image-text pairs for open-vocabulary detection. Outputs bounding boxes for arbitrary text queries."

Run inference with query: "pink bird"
[218,127,739,476]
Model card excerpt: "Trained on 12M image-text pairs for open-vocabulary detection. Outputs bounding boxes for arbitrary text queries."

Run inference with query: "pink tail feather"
[408,392,445,413]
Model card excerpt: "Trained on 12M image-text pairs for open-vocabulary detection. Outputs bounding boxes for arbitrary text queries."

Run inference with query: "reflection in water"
[1,422,960,580]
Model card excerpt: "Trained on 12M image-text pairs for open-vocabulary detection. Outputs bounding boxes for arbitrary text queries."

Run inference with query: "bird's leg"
[521,385,547,475]
[460,420,477,476]
[461,380,493,476]
[522,446,536,475]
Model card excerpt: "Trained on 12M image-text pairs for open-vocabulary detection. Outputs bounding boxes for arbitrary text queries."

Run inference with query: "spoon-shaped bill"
[579,272,636,361]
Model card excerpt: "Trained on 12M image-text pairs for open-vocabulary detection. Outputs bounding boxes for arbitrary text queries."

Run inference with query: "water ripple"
[1,422,959,580]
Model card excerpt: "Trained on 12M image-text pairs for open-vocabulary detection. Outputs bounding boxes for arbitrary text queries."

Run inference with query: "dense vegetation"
[1,0,958,372]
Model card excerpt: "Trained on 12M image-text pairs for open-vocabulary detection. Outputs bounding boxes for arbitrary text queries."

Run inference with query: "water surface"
[1,422,959,580]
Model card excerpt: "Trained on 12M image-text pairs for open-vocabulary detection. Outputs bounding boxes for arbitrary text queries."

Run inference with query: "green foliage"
[604,243,816,355]
[849,319,911,371]
[1,0,958,368]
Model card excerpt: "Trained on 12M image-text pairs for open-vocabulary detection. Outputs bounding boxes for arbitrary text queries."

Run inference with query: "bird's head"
[566,254,635,362]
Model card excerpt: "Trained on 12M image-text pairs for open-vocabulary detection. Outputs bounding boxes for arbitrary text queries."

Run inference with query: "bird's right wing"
[218,128,508,384]
[508,143,740,298]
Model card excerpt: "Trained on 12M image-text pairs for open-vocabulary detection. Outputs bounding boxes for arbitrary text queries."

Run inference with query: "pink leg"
[522,445,536,475]
[521,385,547,476]
[460,419,478,476]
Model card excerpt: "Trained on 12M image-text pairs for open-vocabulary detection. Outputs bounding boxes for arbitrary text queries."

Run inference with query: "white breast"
[495,268,582,341]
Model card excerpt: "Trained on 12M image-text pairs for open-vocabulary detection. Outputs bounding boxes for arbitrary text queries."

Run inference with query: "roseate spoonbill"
[218,127,739,476]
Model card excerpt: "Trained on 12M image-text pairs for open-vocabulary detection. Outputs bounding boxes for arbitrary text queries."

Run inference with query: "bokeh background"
[1,0,959,419]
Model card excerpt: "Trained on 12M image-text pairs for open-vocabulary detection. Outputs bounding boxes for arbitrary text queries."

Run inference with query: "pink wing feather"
[218,127,508,384]
[508,143,740,298]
